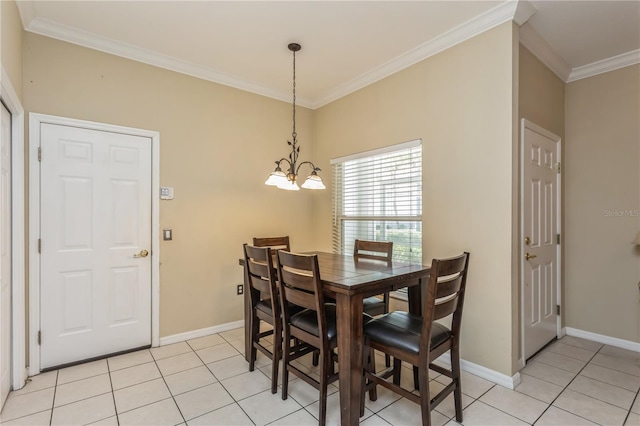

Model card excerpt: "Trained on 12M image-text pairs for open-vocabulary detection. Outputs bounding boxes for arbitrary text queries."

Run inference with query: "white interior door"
[40,123,152,369]
[0,103,12,407]
[522,119,561,360]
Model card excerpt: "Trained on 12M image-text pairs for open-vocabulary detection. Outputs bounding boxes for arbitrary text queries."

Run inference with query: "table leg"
[336,293,364,426]
[407,277,427,389]
[407,277,425,316]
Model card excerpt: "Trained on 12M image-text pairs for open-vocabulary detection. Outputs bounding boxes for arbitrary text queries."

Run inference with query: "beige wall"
[314,22,518,375]
[565,65,640,343]
[23,33,321,337]
[1,0,23,99]
[519,46,565,138]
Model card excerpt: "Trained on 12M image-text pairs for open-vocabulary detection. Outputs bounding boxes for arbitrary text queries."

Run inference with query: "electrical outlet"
[237,284,244,295]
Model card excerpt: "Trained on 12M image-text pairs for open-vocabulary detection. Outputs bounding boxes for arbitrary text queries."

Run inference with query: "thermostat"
[160,187,174,200]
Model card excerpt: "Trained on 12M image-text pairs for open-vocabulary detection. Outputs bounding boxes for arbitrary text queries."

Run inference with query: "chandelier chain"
[292,48,297,140]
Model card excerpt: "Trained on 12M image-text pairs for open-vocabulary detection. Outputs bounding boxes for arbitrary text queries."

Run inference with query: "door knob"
[134,249,149,258]
[525,252,537,261]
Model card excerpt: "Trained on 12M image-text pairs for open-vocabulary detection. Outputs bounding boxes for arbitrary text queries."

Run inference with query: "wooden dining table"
[240,251,431,426]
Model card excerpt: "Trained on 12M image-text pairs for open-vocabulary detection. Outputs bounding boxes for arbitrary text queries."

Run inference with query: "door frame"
[28,113,160,375]
[519,118,562,367]
[1,66,27,390]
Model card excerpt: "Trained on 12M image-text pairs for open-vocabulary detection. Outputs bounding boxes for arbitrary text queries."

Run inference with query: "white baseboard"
[159,320,245,346]
[564,327,640,353]
[435,353,521,390]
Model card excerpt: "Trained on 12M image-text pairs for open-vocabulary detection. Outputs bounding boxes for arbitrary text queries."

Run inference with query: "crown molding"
[567,49,640,82]
[21,15,315,109]
[513,0,536,27]
[25,1,636,107]
[311,0,520,108]
[14,0,37,29]
[20,1,519,110]
[519,23,571,81]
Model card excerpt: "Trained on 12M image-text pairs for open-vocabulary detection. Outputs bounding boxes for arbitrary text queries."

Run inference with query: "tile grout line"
[151,348,189,425]
[530,342,619,425]
[48,370,59,425]
[623,388,640,425]
[188,336,258,425]
[105,358,121,426]
[446,384,524,426]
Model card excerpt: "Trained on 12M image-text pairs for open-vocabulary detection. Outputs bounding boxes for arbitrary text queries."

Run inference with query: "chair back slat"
[248,273,271,294]
[280,268,316,293]
[435,255,467,277]
[282,285,317,311]
[433,295,459,320]
[354,239,393,265]
[253,236,291,251]
[435,274,463,299]
[247,259,271,281]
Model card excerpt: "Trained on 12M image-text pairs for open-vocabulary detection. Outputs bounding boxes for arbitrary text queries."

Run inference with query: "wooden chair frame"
[354,239,393,367]
[277,250,338,426]
[362,252,470,425]
[243,243,282,394]
[354,239,393,316]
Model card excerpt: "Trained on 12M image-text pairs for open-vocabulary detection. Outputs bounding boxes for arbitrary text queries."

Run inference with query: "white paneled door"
[522,119,561,360]
[0,103,12,408]
[40,123,152,369]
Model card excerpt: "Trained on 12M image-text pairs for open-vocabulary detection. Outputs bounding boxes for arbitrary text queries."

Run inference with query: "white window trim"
[330,139,421,165]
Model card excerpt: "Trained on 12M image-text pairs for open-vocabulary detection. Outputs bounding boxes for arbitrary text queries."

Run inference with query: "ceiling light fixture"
[265,43,325,191]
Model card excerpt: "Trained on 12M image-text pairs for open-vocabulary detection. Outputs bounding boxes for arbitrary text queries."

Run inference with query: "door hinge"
[38,147,41,162]
[38,238,41,253]
[37,331,41,345]
[555,162,561,174]
[556,305,560,315]
[557,234,560,244]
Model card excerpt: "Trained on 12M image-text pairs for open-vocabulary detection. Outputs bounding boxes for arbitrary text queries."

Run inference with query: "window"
[331,140,422,265]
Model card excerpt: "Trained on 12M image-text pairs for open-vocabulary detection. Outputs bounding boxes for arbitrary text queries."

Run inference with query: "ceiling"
[16,1,640,109]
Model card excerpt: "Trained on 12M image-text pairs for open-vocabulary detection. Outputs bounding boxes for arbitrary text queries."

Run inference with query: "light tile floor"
[1,327,638,425]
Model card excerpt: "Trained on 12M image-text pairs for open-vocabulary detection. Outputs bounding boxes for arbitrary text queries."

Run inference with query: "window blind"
[331,140,422,265]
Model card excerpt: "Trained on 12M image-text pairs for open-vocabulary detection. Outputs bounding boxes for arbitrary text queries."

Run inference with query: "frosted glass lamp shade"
[277,179,300,191]
[301,173,326,190]
[265,170,287,186]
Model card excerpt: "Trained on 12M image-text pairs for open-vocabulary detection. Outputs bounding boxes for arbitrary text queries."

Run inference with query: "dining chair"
[243,243,283,394]
[252,235,324,366]
[253,236,291,251]
[353,239,393,317]
[361,252,470,426]
[277,250,373,426]
[354,239,394,368]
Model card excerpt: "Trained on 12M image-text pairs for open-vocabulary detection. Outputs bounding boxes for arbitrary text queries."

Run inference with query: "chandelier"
[265,43,325,191]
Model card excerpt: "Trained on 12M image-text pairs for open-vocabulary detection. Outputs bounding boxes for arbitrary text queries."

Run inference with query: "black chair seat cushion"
[256,299,304,317]
[291,304,373,340]
[363,311,451,355]
[256,299,273,316]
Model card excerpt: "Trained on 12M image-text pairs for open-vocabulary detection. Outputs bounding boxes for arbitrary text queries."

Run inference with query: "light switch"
[160,187,174,200]
[163,229,172,241]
